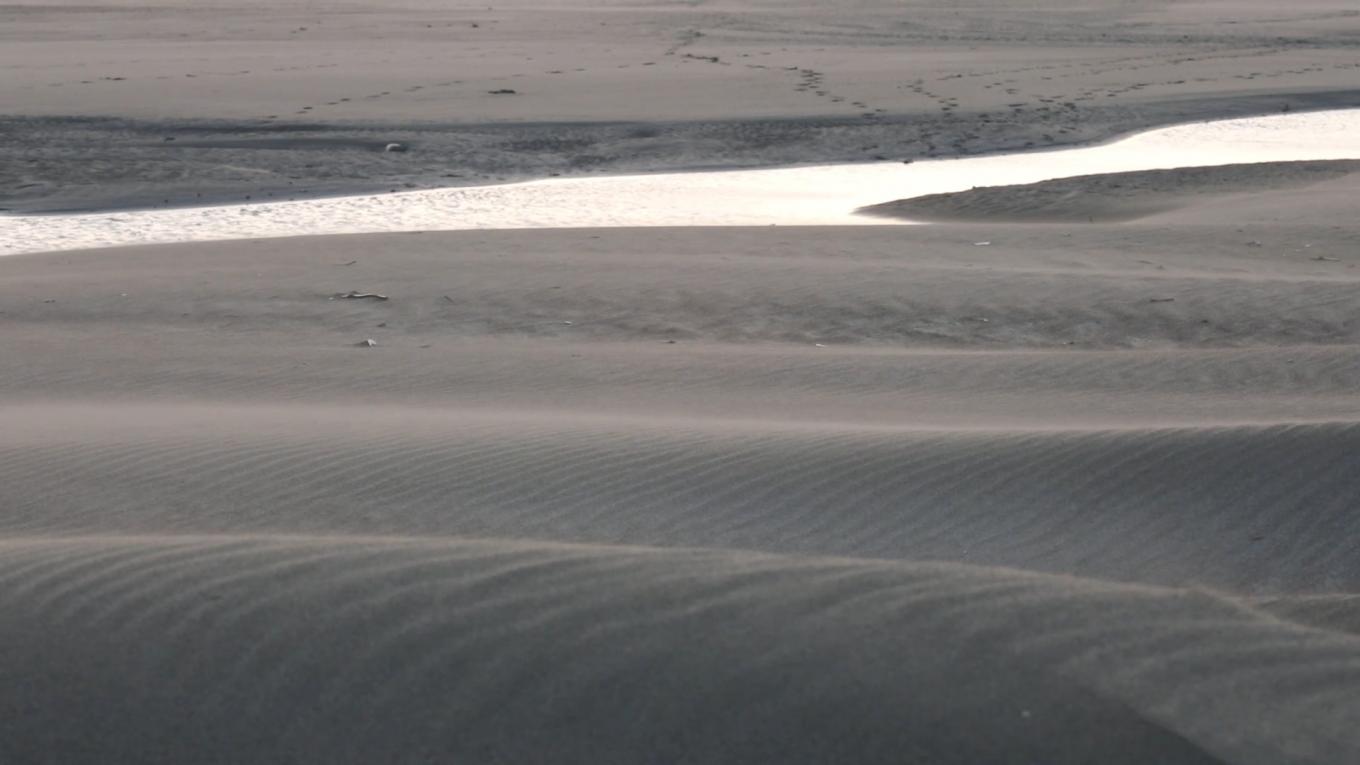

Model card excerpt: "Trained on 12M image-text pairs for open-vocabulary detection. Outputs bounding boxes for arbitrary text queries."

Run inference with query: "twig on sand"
[333,290,389,301]
[1148,297,1176,303]
[336,260,357,266]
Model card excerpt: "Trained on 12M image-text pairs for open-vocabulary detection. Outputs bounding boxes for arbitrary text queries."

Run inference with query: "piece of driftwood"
[334,290,388,301]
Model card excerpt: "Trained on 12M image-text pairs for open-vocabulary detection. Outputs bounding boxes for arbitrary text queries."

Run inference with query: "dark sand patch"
[859,160,1360,223]
[8,93,1360,214]
[4,534,1358,764]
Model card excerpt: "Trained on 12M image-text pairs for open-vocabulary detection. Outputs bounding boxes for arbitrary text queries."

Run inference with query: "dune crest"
[5,1,1360,759]
[3,534,1360,763]
[858,160,1360,223]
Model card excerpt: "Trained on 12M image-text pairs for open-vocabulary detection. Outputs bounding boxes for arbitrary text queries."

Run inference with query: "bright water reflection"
[5,108,1360,255]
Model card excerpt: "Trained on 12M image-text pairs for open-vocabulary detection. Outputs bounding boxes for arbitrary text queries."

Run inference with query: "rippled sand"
[5,1,1360,762]
[5,197,1360,760]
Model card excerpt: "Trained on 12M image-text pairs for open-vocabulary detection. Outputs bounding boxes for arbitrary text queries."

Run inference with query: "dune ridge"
[5,402,1360,594]
[3,245,1359,758]
[858,160,1360,223]
[2,533,1360,764]
[4,89,1360,763]
[5,225,1359,350]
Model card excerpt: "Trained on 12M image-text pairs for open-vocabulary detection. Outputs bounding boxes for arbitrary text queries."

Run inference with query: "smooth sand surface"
[7,0,1357,124]
[5,1,1360,762]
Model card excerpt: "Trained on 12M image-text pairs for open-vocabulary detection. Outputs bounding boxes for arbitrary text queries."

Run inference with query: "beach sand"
[860,159,1360,222]
[3,1,1360,762]
[3,0,1360,212]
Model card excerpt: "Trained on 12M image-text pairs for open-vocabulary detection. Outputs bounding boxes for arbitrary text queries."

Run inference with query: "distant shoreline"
[6,89,1357,216]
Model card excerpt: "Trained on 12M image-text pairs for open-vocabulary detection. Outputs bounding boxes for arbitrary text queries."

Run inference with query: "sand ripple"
[2,534,1359,764]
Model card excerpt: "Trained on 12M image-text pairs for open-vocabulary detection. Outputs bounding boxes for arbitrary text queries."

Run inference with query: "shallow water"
[5,108,1360,255]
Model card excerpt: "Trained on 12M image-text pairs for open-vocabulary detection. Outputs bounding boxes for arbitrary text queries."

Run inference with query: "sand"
[4,0,1360,212]
[5,212,1360,760]
[860,159,1360,222]
[4,1,1360,762]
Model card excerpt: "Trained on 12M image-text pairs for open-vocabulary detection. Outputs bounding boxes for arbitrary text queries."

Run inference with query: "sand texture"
[3,0,1360,212]
[4,535,1359,765]
[4,186,1360,760]
[859,159,1360,222]
[5,0,1360,761]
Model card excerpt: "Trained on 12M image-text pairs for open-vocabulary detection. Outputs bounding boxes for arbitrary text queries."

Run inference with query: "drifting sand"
[5,1,1360,762]
[4,535,1359,764]
[5,185,1360,759]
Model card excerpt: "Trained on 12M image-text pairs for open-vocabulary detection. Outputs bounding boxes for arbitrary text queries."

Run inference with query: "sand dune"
[4,200,1360,757]
[3,534,1360,764]
[2,224,1358,596]
[5,1,1360,758]
[5,225,1359,352]
[859,160,1360,223]
[4,402,1360,593]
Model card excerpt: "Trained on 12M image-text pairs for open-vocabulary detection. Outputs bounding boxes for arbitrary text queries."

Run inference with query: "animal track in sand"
[753,64,886,120]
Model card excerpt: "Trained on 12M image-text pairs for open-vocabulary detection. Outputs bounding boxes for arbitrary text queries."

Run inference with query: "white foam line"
[5,109,1360,255]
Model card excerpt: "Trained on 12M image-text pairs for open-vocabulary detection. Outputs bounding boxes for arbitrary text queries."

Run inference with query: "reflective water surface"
[5,108,1360,255]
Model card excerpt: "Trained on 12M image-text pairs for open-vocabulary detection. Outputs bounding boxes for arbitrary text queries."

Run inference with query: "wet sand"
[861,159,1360,222]
[3,0,1360,212]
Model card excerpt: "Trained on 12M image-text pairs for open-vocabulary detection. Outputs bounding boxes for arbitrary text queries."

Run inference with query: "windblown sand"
[5,170,1360,761]
[4,1,1360,762]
